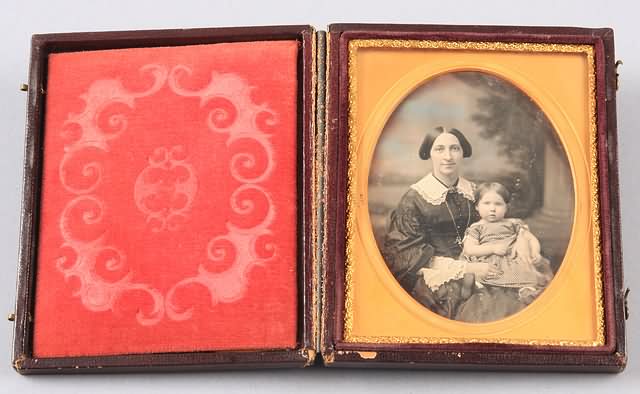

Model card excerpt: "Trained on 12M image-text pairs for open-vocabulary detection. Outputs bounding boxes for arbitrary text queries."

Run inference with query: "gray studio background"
[1,0,637,393]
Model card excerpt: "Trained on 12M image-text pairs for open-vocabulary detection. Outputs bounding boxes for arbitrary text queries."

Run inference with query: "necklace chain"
[444,196,471,245]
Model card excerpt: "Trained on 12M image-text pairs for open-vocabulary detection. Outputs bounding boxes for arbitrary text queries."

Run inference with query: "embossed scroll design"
[56,64,278,325]
[133,145,197,233]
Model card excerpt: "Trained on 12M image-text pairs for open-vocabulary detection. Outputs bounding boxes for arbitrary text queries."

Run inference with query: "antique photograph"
[369,71,574,323]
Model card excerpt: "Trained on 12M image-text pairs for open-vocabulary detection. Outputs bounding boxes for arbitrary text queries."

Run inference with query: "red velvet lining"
[34,41,299,357]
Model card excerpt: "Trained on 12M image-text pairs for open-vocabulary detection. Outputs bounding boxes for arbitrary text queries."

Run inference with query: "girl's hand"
[493,243,509,256]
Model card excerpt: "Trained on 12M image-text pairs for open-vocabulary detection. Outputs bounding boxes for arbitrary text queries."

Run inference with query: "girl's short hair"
[418,126,472,160]
[474,182,511,204]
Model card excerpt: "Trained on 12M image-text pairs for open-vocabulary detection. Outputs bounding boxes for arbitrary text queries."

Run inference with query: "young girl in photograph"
[460,182,553,306]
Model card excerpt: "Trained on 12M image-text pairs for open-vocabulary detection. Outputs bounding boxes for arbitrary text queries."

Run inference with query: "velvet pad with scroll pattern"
[34,41,299,357]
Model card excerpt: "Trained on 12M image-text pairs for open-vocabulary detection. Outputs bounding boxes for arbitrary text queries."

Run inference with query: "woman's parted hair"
[474,182,512,205]
[418,126,472,160]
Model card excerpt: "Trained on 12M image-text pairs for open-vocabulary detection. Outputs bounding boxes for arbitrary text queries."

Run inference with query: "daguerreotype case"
[11,24,627,373]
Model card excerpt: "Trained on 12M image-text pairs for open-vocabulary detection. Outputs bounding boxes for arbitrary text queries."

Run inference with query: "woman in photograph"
[383,126,532,321]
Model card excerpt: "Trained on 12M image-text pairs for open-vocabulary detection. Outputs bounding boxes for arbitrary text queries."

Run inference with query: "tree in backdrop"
[454,72,560,218]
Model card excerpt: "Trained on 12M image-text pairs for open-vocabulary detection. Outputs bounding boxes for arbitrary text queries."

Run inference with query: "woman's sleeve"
[383,192,434,280]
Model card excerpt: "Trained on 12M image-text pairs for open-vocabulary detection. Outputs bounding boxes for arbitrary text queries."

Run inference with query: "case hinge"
[615,60,623,90]
[624,288,630,320]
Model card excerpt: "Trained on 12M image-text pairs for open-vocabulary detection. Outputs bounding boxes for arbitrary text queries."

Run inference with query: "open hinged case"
[12,23,627,373]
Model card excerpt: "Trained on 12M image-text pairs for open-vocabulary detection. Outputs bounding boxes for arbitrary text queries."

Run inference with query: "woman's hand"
[510,233,531,260]
[492,243,509,256]
[485,263,503,280]
[528,253,542,266]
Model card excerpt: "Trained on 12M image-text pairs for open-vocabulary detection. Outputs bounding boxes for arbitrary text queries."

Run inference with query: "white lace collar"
[410,173,475,205]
